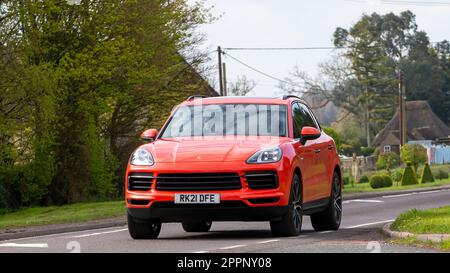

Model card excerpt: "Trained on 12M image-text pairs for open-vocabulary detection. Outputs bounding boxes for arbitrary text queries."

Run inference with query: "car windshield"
[161,104,287,137]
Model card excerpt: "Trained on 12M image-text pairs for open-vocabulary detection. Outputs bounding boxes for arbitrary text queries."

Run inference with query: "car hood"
[144,136,288,163]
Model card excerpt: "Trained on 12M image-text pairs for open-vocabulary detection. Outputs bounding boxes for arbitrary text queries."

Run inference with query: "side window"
[299,103,319,129]
[292,103,303,139]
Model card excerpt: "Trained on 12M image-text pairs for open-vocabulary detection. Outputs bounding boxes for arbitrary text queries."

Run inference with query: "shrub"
[343,176,350,185]
[0,183,9,210]
[391,169,403,183]
[382,175,393,187]
[360,146,376,156]
[401,163,419,186]
[420,163,434,183]
[370,175,392,189]
[435,169,449,180]
[376,152,400,171]
[359,175,369,184]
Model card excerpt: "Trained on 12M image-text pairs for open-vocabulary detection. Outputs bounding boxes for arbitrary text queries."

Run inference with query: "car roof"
[181,96,307,106]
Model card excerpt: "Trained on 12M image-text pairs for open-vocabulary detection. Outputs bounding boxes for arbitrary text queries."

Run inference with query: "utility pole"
[218,46,224,96]
[402,72,407,145]
[398,70,406,147]
[222,62,227,96]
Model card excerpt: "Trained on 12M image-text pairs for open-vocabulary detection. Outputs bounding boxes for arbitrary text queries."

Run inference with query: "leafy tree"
[0,0,214,206]
[400,144,427,174]
[376,152,400,173]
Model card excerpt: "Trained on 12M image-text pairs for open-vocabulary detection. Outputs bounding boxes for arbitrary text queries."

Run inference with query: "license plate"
[174,193,220,204]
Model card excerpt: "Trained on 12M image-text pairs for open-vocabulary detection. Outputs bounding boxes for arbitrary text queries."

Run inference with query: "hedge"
[370,175,392,189]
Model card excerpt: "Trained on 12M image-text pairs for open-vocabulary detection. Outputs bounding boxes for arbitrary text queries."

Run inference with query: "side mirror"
[140,129,158,142]
[300,126,321,145]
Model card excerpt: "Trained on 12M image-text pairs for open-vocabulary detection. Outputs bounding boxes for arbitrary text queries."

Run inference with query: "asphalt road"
[1,189,449,253]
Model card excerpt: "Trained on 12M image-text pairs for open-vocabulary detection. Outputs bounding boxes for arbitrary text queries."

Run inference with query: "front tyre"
[182,221,212,232]
[310,171,342,231]
[127,212,161,239]
[270,173,303,237]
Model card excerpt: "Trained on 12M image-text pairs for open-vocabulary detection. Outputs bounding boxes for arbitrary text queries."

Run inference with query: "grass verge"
[0,200,125,230]
[389,206,450,251]
[343,178,450,194]
[391,206,450,234]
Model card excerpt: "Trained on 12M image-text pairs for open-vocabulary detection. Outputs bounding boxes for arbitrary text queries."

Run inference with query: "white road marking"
[193,250,209,253]
[343,199,384,204]
[256,239,280,244]
[73,228,128,238]
[0,243,48,248]
[382,193,416,198]
[345,219,394,229]
[220,244,246,250]
[318,231,333,234]
[416,190,445,195]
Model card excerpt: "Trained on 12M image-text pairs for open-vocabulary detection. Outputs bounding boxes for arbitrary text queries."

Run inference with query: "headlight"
[247,146,282,164]
[130,148,154,166]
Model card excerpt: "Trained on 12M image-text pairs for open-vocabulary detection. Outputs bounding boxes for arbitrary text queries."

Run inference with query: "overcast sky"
[196,0,450,96]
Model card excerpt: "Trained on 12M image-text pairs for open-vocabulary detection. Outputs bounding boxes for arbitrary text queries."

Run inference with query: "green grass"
[390,206,450,251]
[343,177,450,193]
[391,206,450,234]
[0,200,125,230]
[393,237,450,252]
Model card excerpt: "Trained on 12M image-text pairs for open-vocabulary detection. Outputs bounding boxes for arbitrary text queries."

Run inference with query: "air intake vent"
[245,171,278,189]
[156,173,242,191]
[128,172,154,191]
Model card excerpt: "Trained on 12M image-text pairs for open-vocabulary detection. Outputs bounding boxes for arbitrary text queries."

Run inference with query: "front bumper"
[128,201,288,223]
[125,161,291,222]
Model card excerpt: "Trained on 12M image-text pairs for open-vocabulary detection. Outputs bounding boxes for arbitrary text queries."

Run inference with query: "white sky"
[196,0,450,96]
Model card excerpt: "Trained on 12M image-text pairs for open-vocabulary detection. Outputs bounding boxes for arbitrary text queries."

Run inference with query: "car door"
[291,102,320,203]
[301,104,331,199]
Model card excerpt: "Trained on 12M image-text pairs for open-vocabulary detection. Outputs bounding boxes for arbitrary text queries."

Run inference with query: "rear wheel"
[127,213,161,239]
[310,172,342,231]
[182,221,212,232]
[270,173,302,237]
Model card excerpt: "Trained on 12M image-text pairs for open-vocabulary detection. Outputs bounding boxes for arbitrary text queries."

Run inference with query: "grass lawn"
[343,178,450,194]
[0,200,125,230]
[391,206,450,234]
[390,206,450,251]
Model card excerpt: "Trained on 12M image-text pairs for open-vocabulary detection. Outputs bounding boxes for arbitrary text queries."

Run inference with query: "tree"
[376,152,400,174]
[229,75,257,96]
[400,144,427,174]
[0,0,214,206]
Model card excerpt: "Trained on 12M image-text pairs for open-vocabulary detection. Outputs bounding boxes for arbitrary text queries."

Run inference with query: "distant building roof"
[373,100,450,147]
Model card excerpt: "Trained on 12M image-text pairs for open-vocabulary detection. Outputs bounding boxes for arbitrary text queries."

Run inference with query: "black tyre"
[270,173,303,237]
[182,221,212,232]
[127,213,161,239]
[310,172,342,231]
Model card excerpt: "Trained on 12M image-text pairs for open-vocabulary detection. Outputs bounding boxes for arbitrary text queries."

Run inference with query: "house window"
[384,145,391,153]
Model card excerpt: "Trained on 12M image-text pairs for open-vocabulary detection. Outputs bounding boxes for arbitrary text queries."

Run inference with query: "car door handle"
[328,145,334,150]
[314,148,321,154]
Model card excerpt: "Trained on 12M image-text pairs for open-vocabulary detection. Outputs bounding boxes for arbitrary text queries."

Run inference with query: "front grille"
[152,201,248,209]
[155,173,242,191]
[128,172,154,191]
[244,171,278,189]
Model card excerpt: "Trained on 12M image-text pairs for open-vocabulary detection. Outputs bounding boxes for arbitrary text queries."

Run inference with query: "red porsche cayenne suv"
[125,95,342,239]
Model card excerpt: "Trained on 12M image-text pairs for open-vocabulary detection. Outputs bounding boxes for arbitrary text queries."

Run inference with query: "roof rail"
[281,95,302,100]
[186,95,207,101]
